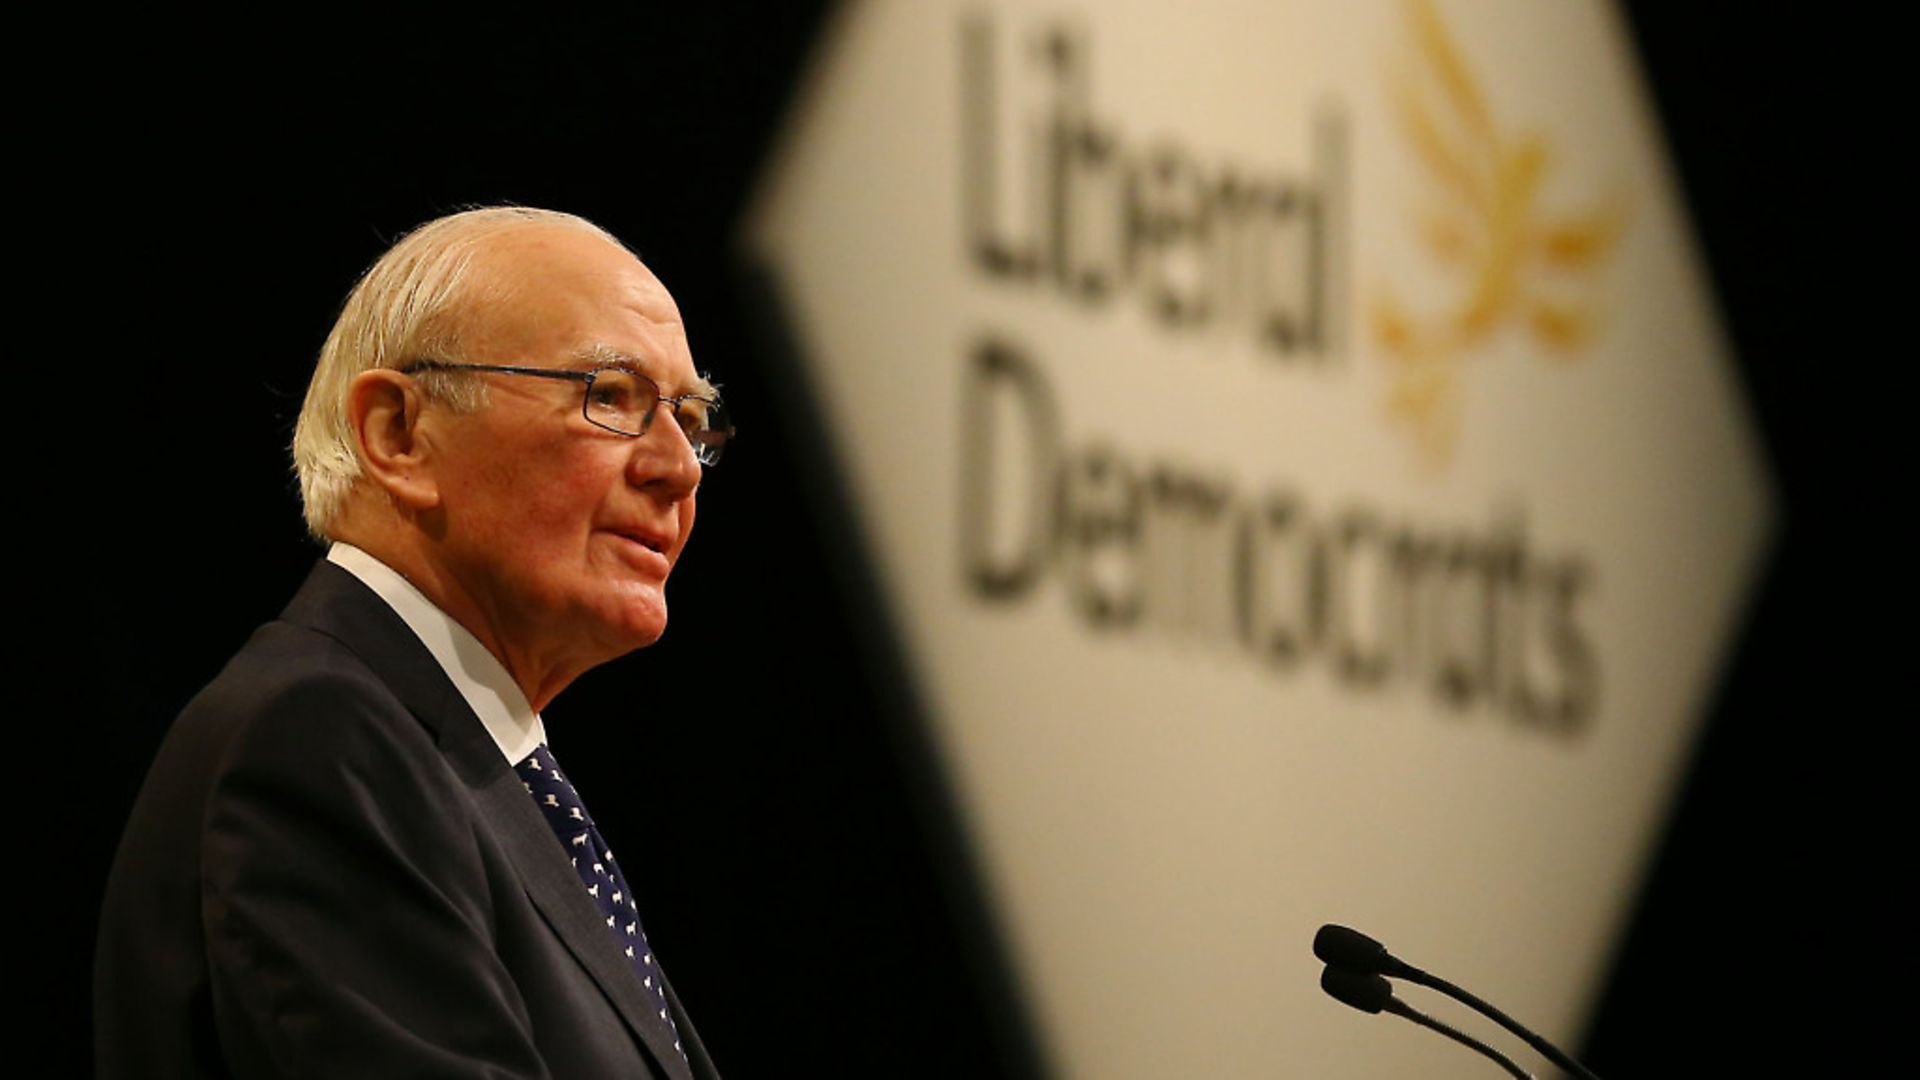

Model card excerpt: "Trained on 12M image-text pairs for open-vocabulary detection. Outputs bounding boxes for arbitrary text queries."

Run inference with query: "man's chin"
[604,600,669,654]
[563,581,670,659]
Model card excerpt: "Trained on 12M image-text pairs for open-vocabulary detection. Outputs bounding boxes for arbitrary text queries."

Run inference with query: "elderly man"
[95,207,729,1079]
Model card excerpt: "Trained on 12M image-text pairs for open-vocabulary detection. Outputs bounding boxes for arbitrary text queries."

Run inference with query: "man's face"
[418,226,705,673]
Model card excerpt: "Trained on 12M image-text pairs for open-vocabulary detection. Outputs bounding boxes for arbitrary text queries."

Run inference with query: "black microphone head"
[1314,924,1393,973]
[1320,964,1394,1014]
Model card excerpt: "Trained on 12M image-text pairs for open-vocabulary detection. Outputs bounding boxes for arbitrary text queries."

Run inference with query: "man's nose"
[633,417,703,497]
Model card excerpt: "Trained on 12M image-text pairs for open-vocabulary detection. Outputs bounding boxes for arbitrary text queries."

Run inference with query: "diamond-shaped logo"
[746,3,1771,1076]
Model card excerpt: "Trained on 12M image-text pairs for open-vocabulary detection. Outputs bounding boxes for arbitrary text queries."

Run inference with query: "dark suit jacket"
[96,560,719,1079]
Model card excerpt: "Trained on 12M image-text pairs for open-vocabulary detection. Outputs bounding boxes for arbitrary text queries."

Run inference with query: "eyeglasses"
[400,360,734,466]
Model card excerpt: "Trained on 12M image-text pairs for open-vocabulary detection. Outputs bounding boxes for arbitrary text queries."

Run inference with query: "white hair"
[291,206,621,540]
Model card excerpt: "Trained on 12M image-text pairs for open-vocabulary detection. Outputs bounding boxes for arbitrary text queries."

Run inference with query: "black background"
[52,3,1879,1076]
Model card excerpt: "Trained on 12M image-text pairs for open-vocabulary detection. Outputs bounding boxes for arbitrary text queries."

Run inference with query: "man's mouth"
[610,527,674,563]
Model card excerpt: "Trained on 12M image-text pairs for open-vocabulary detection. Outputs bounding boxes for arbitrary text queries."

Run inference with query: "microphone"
[1314,923,1417,979]
[1314,924,1603,1080]
[1319,965,1533,1080]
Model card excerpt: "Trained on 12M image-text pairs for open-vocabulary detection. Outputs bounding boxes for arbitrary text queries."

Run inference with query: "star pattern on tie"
[515,744,684,1060]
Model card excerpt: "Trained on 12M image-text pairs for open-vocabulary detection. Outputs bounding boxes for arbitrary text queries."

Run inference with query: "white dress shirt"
[327,542,546,765]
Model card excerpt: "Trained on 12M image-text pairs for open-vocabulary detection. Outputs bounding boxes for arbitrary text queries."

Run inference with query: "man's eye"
[676,399,712,434]
[588,375,642,413]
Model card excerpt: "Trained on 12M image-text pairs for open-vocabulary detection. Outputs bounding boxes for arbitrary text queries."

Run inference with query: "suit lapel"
[283,561,697,1080]
[662,972,721,1080]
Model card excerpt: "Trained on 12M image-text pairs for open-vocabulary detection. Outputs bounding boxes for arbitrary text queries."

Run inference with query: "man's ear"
[347,369,441,512]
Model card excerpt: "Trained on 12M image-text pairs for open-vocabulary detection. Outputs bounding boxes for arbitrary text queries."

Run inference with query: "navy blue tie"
[515,744,684,1059]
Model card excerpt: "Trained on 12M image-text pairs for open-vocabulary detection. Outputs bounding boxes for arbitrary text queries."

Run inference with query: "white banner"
[748,2,1771,1076]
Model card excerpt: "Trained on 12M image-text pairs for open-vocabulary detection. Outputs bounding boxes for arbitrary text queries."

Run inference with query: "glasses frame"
[399,359,733,465]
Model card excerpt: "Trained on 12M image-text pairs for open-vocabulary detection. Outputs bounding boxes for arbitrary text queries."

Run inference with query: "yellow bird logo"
[1373,0,1629,467]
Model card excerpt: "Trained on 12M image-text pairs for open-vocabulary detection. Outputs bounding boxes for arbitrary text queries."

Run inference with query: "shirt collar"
[327,542,546,765]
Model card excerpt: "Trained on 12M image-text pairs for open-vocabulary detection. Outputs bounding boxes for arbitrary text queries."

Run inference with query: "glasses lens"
[585,367,731,464]
[584,369,655,436]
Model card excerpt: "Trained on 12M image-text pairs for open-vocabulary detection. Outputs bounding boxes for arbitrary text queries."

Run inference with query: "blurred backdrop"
[61,2,1875,1076]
